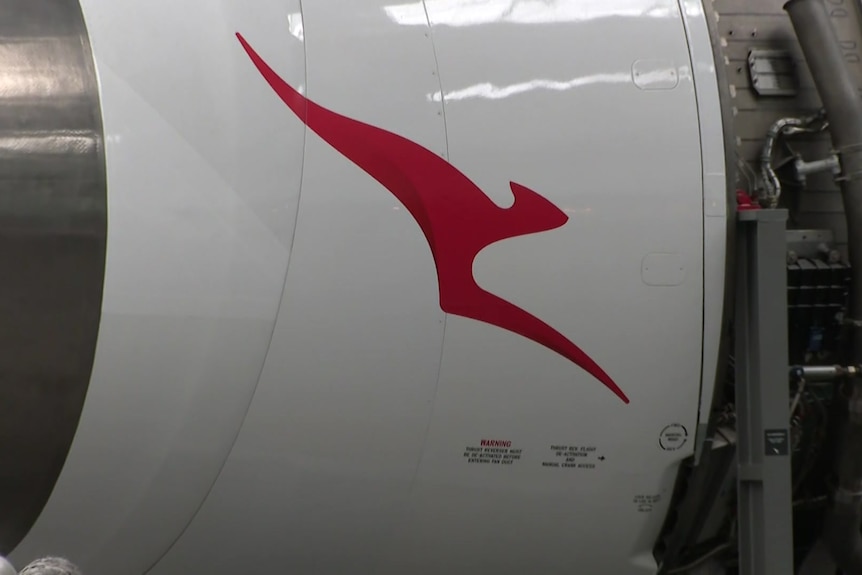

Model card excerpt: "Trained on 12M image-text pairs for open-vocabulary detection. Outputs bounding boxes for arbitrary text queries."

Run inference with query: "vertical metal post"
[735,209,794,575]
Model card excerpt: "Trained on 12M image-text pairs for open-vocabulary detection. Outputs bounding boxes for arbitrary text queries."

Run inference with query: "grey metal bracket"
[734,209,794,575]
[748,49,799,97]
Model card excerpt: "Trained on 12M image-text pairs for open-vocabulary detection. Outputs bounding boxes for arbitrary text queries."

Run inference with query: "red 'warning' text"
[480,439,512,448]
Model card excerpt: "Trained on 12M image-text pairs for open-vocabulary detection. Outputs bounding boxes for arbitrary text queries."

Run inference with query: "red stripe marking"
[237,33,628,404]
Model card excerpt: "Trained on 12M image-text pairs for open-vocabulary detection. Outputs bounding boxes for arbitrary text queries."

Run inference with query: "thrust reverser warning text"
[464,439,523,465]
[541,445,603,470]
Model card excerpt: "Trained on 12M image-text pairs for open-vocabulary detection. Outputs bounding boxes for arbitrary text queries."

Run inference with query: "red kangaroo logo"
[237,33,628,404]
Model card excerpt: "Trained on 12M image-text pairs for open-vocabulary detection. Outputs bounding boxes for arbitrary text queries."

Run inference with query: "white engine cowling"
[4,1,729,574]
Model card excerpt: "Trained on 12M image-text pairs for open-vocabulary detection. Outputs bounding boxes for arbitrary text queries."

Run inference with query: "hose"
[760,112,827,208]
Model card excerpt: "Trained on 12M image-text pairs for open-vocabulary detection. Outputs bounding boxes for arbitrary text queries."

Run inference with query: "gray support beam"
[734,209,794,575]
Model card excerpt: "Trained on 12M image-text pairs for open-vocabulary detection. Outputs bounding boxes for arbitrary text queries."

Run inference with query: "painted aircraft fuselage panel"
[11,2,724,574]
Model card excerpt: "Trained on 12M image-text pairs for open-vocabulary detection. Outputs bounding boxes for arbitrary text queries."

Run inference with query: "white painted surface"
[13,1,729,574]
[11,0,305,572]
[383,2,705,572]
[633,60,681,90]
[677,0,731,432]
[147,3,447,573]
[643,253,688,286]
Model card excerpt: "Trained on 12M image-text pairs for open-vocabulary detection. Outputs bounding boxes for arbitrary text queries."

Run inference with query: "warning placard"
[463,439,523,466]
[541,445,603,470]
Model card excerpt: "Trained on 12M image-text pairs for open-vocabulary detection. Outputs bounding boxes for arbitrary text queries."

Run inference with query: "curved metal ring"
[0,0,107,554]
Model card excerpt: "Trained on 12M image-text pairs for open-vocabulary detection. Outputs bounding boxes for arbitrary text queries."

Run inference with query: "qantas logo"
[237,33,628,404]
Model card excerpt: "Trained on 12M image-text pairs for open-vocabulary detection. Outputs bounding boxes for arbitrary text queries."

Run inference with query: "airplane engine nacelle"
[2,1,729,573]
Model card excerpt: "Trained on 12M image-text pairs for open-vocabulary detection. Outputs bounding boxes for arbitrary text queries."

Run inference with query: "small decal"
[659,424,688,451]
[463,439,523,465]
[540,444,604,470]
[236,32,629,405]
[765,429,789,456]
[633,493,661,513]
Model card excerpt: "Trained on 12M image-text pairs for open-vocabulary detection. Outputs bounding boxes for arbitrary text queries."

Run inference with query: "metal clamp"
[834,142,862,155]
[834,170,862,183]
[833,143,862,182]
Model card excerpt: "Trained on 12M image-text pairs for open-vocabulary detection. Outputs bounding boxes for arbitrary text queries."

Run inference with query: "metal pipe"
[785,0,862,571]
[760,112,826,207]
[795,154,841,183]
[790,365,862,382]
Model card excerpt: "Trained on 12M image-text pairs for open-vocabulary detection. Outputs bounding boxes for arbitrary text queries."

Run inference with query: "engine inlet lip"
[0,0,107,555]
